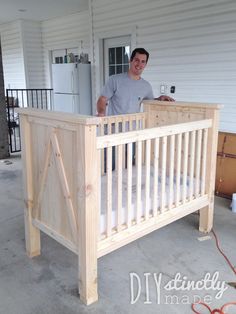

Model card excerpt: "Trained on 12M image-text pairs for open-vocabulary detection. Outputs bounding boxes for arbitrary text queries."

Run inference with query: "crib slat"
[168,135,175,210]
[182,132,189,203]
[114,118,119,171]
[153,138,159,216]
[201,128,208,196]
[100,120,105,175]
[136,116,140,130]
[129,116,133,131]
[98,150,102,238]
[106,146,112,237]
[117,145,123,232]
[145,139,151,219]
[136,141,142,223]
[175,133,182,206]
[161,136,167,212]
[122,120,126,167]
[127,142,132,228]
[189,131,196,201]
[195,129,202,197]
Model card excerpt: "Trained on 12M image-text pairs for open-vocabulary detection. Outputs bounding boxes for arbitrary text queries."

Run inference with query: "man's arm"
[96,96,108,116]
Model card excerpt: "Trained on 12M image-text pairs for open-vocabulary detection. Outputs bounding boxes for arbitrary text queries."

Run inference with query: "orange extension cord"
[191,229,236,314]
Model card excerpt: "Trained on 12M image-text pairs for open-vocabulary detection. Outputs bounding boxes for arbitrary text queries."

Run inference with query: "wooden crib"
[17,101,220,305]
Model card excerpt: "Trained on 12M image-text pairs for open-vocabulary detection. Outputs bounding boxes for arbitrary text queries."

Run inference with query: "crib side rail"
[97,118,213,256]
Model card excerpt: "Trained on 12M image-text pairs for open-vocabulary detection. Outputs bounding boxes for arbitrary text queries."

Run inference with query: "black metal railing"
[6,88,53,153]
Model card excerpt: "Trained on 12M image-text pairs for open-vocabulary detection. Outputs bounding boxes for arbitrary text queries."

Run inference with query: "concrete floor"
[0,154,235,314]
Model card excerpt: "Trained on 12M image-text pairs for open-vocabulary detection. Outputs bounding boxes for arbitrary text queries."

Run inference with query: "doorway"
[103,36,131,83]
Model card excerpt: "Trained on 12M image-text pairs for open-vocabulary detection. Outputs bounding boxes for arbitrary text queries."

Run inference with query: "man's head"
[129,48,149,79]
[130,48,149,63]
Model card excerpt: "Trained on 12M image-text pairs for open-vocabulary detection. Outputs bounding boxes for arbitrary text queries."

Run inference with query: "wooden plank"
[77,123,98,305]
[143,100,222,110]
[160,136,167,212]
[50,130,77,243]
[127,143,132,228]
[20,115,41,258]
[17,107,100,125]
[153,138,159,216]
[97,149,102,239]
[34,136,51,219]
[98,195,209,258]
[100,119,105,175]
[201,129,208,196]
[117,145,123,232]
[33,219,77,255]
[195,130,202,197]
[97,119,212,149]
[175,133,182,206]
[168,135,175,209]
[145,139,151,219]
[136,141,142,223]
[200,108,219,233]
[106,146,112,237]
[182,132,189,203]
[189,131,196,201]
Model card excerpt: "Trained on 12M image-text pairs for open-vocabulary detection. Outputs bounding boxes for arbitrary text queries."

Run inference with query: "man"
[97,47,174,117]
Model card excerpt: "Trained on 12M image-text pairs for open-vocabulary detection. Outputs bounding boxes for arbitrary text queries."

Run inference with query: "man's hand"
[96,95,107,116]
[155,95,175,101]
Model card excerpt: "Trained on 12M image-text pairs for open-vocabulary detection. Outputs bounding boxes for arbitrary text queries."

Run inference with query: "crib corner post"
[199,106,220,234]
[20,114,41,257]
[77,122,99,305]
[199,202,214,233]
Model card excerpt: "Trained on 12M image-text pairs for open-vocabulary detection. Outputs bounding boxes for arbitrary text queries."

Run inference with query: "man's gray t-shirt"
[100,73,154,115]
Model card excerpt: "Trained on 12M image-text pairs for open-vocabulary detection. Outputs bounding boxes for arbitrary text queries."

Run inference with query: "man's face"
[129,52,148,77]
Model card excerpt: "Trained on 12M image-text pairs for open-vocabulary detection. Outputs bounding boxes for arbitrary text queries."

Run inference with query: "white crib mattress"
[99,165,200,234]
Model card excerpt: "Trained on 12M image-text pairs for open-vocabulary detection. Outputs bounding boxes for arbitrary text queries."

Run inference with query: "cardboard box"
[215,132,236,198]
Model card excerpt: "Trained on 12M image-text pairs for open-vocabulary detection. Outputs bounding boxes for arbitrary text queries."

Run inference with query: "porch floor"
[0,154,235,314]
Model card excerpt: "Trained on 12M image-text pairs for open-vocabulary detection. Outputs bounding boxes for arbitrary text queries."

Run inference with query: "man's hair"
[130,48,149,63]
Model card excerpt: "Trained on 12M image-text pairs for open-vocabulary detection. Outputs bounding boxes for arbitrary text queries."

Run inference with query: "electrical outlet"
[160,84,166,94]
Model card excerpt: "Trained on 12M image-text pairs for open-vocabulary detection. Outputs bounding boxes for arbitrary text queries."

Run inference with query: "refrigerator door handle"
[71,70,74,94]
[72,95,75,113]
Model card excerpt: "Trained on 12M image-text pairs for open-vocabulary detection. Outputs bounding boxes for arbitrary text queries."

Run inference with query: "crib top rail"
[143,100,222,110]
[16,107,100,125]
[97,118,212,149]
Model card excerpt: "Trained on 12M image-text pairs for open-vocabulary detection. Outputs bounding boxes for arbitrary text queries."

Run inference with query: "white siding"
[91,0,236,133]
[41,11,91,87]
[21,20,45,88]
[0,21,26,89]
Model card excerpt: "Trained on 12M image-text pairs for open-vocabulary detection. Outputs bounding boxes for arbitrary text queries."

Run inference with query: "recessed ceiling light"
[18,9,27,12]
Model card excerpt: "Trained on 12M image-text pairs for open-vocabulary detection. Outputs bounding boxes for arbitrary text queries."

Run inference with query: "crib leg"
[24,206,41,257]
[199,203,214,233]
[78,244,98,305]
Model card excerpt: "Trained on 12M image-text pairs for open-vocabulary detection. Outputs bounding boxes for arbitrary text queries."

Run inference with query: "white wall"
[1,2,236,132]
[90,0,236,133]
[0,21,26,89]
[21,20,44,89]
[0,11,91,90]
[0,20,44,89]
[41,11,91,88]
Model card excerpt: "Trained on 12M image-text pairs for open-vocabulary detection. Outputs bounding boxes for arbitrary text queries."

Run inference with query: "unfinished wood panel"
[20,115,41,257]
[200,108,220,233]
[77,123,99,305]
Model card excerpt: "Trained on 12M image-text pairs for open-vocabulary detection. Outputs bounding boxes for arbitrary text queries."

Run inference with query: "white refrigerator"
[52,63,92,115]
